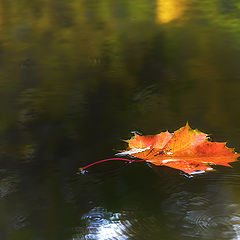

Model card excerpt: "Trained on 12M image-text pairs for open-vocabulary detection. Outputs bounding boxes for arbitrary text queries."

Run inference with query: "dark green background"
[1,0,240,239]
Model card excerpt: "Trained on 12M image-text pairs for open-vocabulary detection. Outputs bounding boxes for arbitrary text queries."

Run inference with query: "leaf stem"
[79,158,145,172]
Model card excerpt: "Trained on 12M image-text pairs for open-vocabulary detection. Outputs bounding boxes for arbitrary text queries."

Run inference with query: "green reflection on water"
[0,0,240,239]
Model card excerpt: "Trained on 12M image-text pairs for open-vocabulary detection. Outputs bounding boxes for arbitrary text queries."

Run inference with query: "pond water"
[1,0,240,239]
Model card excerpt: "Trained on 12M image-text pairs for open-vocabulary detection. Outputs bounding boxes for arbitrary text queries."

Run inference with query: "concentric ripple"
[73,207,132,240]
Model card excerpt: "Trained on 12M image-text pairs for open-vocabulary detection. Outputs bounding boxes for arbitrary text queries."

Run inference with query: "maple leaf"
[120,123,239,175]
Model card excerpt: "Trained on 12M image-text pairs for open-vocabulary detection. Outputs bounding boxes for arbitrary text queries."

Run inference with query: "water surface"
[1,0,240,239]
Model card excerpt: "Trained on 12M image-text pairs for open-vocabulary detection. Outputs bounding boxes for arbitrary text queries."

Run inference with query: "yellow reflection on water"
[156,0,186,23]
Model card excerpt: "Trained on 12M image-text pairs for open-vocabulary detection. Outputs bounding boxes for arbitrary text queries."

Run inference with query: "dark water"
[1,0,240,239]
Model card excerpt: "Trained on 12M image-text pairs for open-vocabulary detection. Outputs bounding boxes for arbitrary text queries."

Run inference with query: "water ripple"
[73,207,132,240]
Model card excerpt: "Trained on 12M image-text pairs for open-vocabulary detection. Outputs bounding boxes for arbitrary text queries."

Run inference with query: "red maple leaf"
[119,123,239,175]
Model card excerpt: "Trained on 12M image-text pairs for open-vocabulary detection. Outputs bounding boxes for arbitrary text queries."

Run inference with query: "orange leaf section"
[126,131,172,149]
[162,123,208,153]
[121,124,239,175]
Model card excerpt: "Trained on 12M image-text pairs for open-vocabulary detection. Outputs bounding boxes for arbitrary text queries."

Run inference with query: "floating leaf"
[120,123,239,175]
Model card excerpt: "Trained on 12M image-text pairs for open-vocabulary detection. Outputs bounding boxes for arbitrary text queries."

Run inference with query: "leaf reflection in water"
[73,207,132,240]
